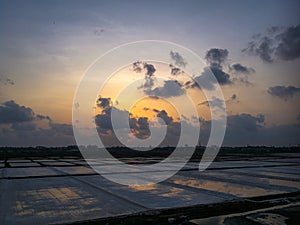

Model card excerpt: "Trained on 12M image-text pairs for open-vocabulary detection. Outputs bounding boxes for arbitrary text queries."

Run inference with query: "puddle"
[246,213,288,225]
[171,175,281,197]
[190,203,299,225]
[53,166,95,175]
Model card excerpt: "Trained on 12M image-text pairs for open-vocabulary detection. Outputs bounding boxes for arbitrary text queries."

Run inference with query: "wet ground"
[0,153,300,225]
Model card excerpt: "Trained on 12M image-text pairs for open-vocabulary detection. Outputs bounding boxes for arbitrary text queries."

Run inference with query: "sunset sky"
[0,0,299,147]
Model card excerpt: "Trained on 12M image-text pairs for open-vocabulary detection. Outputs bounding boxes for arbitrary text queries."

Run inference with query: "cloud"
[243,24,300,62]
[186,48,239,90]
[94,102,189,147]
[220,113,300,146]
[95,107,128,132]
[229,63,255,86]
[0,73,14,86]
[169,64,182,76]
[188,66,232,90]
[143,63,156,77]
[3,100,297,147]
[49,122,74,136]
[36,114,52,121]
[132,61,156,77]
[134,62,185,98]
[132,61,143,73]
[131,117,151,139]
[133,61,157,90]
[199,97,225,110]
[229,63,255,74]
[227,113,265,131]
[138,76,155,89]
[157,110,173,125]
[267,85,300,100]
[170,51,187,67]
[226,94,239,104]
[275,25,300,61]
[95,99,151,141]
[205,48,229,66]
[0,100,35,124]
[0,100,75,146]
[97,97,111,108]
[11,122,36,131]
[230,94,237,101]
[0,77,14,85]
[209,66,232,85]
[243,37,274,63]
[152,108,160,113]
[94,28,105,36]
[144,80,185,98]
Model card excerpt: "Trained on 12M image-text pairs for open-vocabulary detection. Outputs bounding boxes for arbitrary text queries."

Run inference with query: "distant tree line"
[0,145,299,159]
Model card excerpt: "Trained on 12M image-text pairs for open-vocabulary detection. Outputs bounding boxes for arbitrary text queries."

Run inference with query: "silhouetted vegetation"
[0,145,299,160]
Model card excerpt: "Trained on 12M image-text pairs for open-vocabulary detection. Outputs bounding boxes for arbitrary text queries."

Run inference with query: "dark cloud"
[133,61,157,90]
[223,115,300,146]
[243,24,300,62]
[132,61,156,77]
[275,25,300,61]
[229,63,255,86]
[97,97,111,109]
[94,109,300,147]
[268,85,300,100]
[227,113,265,132]
[157,110,173,125]
[132,61,143,73]
[0,100,75,146]
[133,117,150,139]
[135,62,185,98]
[95,100,151,140]
[144,80,185,98]
[143,63,156,77]
[199,97,225,110]
[152,108,160,113]
[169,64,182,76]
[11,122,36,131]
[205,48,229,66]
[49,122,74,136]
[186,69,214,90]
[186,48,234,90]
[210,66,231,85]
[230,63,255,74]
[170,51,187,67]
[0,100,35,124]
[187,66,231,90]
[95,106,128,132]
[36,114,52,121]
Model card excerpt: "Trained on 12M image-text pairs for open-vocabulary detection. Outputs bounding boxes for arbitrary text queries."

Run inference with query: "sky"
[0,0,299,147]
